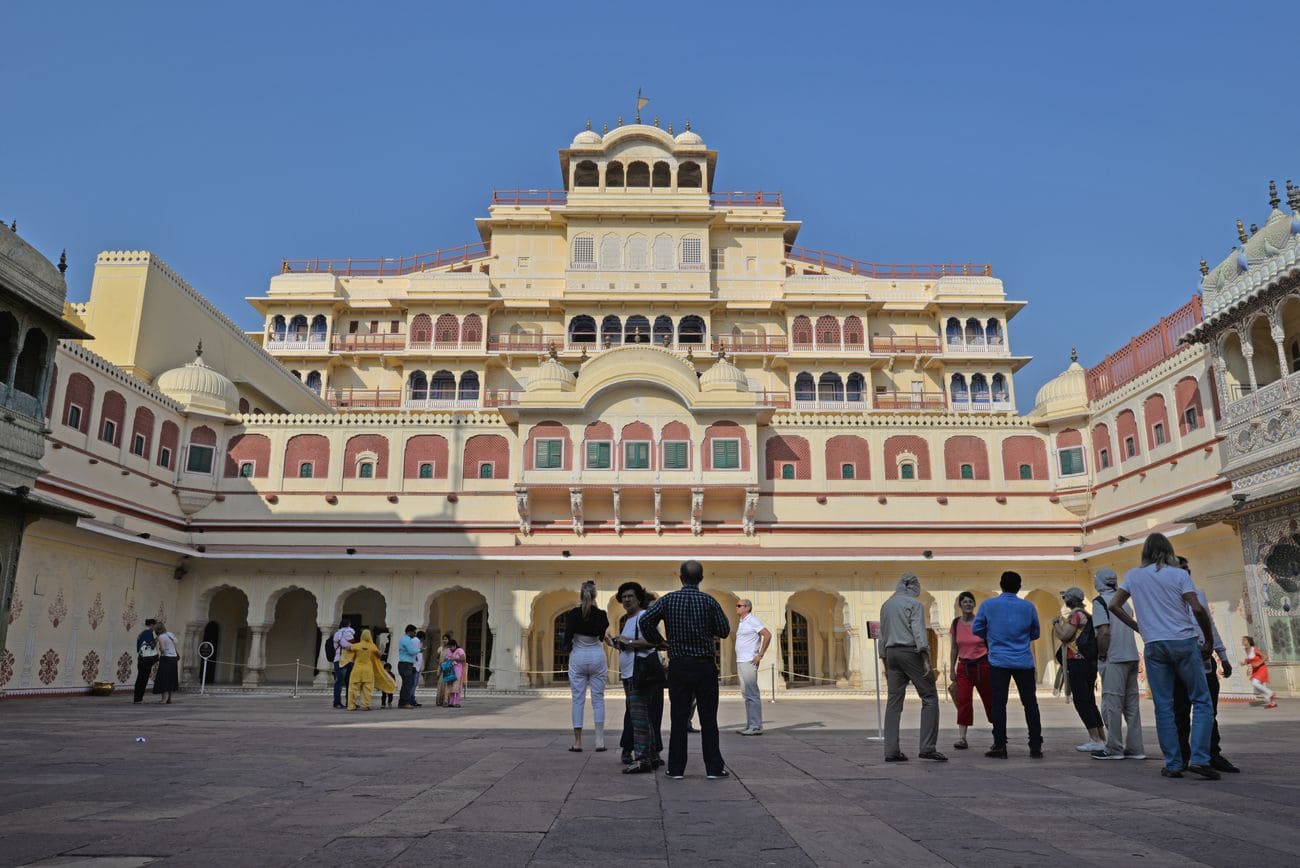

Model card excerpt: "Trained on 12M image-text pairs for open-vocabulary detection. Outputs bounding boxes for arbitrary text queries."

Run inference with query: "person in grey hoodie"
[1090,568,1146,760]
[879,573,946,762]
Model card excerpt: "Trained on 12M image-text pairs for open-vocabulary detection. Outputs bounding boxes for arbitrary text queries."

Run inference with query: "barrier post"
[198,641,214,697]
[293,659,300,699]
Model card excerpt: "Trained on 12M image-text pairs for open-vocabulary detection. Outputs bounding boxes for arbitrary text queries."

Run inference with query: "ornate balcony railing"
[949,398,1014,413]
[266,337,329,353]
[1086,296,1203,401]
[281,241,490,277]
[406,339,480,352]
[944,337,1007,354]
[710,191,782,207]
[790,339,868,353]
[870,336,942,354]
[492,189,567,206]
[792,397,869,412]
[786,245,993,281]
[331,334,408,352]
[325,389,519,410]
[711,335,789,354]
[873,391,948,411]
[487,334,566,353]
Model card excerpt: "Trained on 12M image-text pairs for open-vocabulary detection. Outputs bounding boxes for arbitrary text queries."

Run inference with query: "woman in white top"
[151,623,180,704]
[610,581,662,773]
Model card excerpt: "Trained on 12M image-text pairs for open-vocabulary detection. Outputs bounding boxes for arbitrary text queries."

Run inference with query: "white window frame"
[899,461,916,480]
[185,443,215,475]
[535,437,564,470]
[131,432,147,457]
[585,439,613,470]
[1099,448,1110,470]
[710,247,725,271]
[418,462,435,480]
[357,461,375,479]
[1153,421,1167,446]
[1056,445,1086,477]
[66,403,83,430]
[159,445,173,469]
[623,440,651,469]
[239,461,256,478]
[101,418,117,444]
[711,437,741,470]
[478,461,495,479]
[662,440,689,470]
[840,462,855,480]
[1124,436,1137,459]
[298,461,314,478]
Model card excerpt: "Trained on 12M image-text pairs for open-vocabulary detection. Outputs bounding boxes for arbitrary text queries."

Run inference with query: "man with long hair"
[1107,533,1220,780]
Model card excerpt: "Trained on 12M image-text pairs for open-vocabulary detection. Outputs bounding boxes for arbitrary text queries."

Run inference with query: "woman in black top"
[564,580,610,751]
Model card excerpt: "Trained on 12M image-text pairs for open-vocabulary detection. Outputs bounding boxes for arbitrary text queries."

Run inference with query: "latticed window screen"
[681,237,702,266]
[573,236,594,264]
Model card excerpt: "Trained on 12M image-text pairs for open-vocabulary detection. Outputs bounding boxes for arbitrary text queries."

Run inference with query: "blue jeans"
[333,661,352,707]
[1144,638,1212,769]
[398,661,418,706]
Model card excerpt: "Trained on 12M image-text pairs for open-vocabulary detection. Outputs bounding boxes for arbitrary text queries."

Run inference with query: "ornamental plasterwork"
[690,487,704,536]
[612,488,622,536]
[1232,457,1300,492]
[653,487,663,535]
[515,487,531,535]
[569,487,584,536]
[743,488,760,536]
[47,589,67,629]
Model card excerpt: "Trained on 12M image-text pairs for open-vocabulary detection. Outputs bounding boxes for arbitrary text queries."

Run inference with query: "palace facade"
[1,122,1292,697]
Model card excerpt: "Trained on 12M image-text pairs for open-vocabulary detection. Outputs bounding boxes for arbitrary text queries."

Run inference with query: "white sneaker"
[1076,741,1106,752]
[739,728,762,736]
[1124,752,1147,760]
[737,728,755,735]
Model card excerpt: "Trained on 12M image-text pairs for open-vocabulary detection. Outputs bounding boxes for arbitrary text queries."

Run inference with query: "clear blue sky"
[5,2,1296,407]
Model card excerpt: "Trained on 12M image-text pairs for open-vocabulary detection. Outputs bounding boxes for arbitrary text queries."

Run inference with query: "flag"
[637,89,649,112]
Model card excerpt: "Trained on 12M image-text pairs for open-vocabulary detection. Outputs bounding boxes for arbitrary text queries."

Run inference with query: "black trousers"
[1175,669,1222,763]
[1067,658,1103,730]
[990,666,1042,750]
[667,657,723,775]
[133,656,155,702]
[621,686,665,754]
[398,661,418,706]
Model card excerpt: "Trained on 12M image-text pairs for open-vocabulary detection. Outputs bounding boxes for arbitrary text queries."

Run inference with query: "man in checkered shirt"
[640,560,732,779]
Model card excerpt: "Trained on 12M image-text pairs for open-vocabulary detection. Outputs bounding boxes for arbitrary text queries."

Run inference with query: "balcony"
[492,189,568,207]
[1086,296,1203,402]
[792,397,869,412]
[711,335,789,354]
[325,388,520,411]
[710,191,783,207]
[563,338,710,354]
[280,241,489,277]
[786,245,993,281]
[949,398,1014,413]
[944,337,1007,354]
[488,334,565,353]
[873,391,948,411]
[870,336,942,354]
[331,334,407,353]
[789,340,868,354]
[755,391,791,408]
[406,339,481,353]
[266,337,329,353]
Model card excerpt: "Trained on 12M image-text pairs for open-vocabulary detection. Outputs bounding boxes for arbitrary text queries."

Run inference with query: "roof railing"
[280,241,489,277]
[1085,296,1204,402]
[786,245,993,281]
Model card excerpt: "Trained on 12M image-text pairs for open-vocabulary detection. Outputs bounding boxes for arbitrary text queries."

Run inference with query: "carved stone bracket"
[743,487,759,536]
[569,487,584,536]
[612,487,622,536]
[653,487,663,535]
[690,487,704,536]
[515,486,531,535]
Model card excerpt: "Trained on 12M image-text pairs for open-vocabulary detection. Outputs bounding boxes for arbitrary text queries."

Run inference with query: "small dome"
[1202,247,1245,293]
[571,128,602,147]
[155,344,241,416]
[526,348,576,393]
[699,353,748,393]
[1031,355,1088,419]
[674,130,704,146]
[1244,208,1296,264]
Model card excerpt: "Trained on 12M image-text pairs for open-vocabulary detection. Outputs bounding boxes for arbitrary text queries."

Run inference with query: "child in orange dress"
[1241,636,1276,708]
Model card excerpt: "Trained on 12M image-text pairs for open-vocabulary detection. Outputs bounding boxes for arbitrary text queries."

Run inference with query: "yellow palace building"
[2,120,1296,697]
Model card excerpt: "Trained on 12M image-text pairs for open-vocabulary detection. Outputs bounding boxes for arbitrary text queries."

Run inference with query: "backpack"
[1073,610,1098,662]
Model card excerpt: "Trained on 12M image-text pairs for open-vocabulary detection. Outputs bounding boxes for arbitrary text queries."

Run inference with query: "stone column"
[1271,323,1289,381]
[1242,342,1258,392]
[242,624,268,687]
[314,622,333,686]
[182,621,204,684]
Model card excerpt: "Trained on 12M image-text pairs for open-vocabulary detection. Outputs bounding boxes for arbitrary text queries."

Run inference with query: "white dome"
[571,128,602,147]
[699,353,748,393]
[526,349,576,393]
[155,345,241,416]
[674,130,704,146]
[1031,355,1088,419]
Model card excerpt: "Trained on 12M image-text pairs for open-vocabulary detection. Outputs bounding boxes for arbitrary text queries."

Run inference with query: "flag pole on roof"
[636,88,649,124]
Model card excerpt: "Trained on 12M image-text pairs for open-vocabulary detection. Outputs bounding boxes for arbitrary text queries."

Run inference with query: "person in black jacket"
[564,581,610,752]
[132,618,158,703]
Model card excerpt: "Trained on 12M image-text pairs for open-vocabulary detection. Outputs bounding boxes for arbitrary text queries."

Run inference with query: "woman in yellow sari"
[342,629,397,711]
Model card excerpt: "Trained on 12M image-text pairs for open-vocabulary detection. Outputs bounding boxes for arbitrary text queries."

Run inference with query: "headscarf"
[895,572,921,597]
[359,628,374,645]
[1093,568,1118,594]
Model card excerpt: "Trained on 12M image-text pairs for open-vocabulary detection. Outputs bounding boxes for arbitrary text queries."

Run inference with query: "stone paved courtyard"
[0,691,1296,867]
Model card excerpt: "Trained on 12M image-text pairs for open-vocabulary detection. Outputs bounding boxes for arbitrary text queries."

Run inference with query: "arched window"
[843,316,864,348]
[986,318,1003,346]
[781,463,795,479]
[270,314,287,341]
[299,462,314,478]
[841,463,855,479]
[900,462,916,480]
[945,317,962,346]
[310,315,328,341]
[991,373,1009,402]
[818,372,844,402]
[408,371,428,401]
[792,315,813,348]
[678,315,705,345]
[410,313,432,345]
[815,315,841,348]
[652,234,673,270]
[846,372,866,402]
[960,463,974,479]
[458,371,480,401]
[434,314,459,346]
[678,161,702,188]
[601,315,622,346]
[573,160,598,187]
[304,371,322,394]
[950,374,969,402]
[625,315,650,344]
[965,317,985,346]
[794,372,815,401]
[626,234,648,270]
[418,462,434,479]
[652,161,671,188]
[599,234,622,269]
[605,161,624,188]
[479,462,494,479]
[14,328,49,397]
[430,370,456,400]
[568,315,596,344]
[358,461,374,479]
[1019,463,1033,480]
[0,313,17,380]
[460,313,482,345]
[653,315,674,346]
[971,373,990,403]
[289,314,308,339]
[627,161,650,187]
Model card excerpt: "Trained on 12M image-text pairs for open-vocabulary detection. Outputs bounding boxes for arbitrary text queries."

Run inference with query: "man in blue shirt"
[132,618,158,704]
[973,571,1043,758]
[397,624,422,708]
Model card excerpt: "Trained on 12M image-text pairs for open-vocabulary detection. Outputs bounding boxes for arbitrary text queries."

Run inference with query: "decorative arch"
[678,315,706,345]
[130,406,155,458]
[1116,409,1140,461]
[524,421,572,471]
[651,161,671,188]
[224,433,271,478]
[99,390,126,445]
[1143,393,1170,448]
[653,315,674,346]
[605,161,625,188]
[158,420,179,469]
[704,421,749,471]
[463,433,509,480]
[1001,435,1047,480]
[601,314,623,346]
[815,315,841,348]
[263,587,320,684]
[430,370,456,399]
[794,372,816,401]
[403,434,449,479]
[765,434,810,480]
[573,160,598,187]
[944,435,990,480]
[846,372,867,403]
[626,160,650,187]
[434,314,459,346]
[460,313,482,345]
[625,314,651,344]
[599,234,622,270]
[826,434,870,480]
[1092,423,1113,470]
[333,585,388,635]
[458,371,480,401]
[884,435,931,480]
[63,372,93,432]
[843,315,864,348]
[568,315,596,344]
[626,234,648,270]
[284,433,330,478]
[13,328,49,397]
[1174,376,1204,433]
[344,434,390,479]
[678,161,702,188]
[620,421,655,471]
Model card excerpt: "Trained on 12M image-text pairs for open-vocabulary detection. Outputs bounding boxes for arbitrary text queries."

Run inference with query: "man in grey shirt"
[1090,568,1145,760]
[879,573,945,762]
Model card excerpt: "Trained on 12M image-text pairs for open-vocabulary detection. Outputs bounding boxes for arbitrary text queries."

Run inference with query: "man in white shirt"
[331,620,355,709]
[734,599,771,735]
